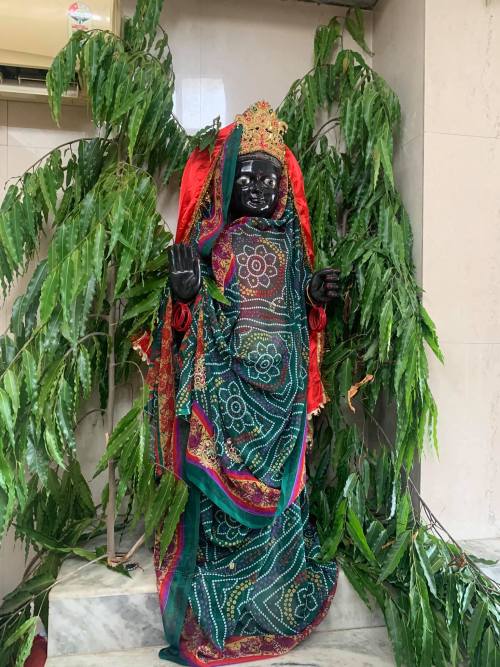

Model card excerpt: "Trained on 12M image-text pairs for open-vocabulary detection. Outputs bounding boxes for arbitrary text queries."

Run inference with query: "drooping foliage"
[0,3,498,665]
[278,11,499,667]
[0,2,200,662]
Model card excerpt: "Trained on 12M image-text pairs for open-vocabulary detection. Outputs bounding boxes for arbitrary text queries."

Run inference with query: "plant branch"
[107,532,145,567]
[11,138,111,185]
[407,476,500,594]
[76,408,106,428]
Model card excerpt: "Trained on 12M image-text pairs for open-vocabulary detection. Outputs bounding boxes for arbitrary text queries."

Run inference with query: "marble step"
[47,535,499,660]
[462,538,500,584]
[45,626,396,667]
[47,543,384,658]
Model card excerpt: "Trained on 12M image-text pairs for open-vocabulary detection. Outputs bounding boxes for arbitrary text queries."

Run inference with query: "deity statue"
[145,101,340,665]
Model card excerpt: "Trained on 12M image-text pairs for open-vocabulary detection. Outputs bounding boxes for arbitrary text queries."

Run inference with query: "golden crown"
[235,101,287,164]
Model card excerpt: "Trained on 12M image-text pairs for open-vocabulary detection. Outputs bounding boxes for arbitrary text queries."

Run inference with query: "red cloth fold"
[176,124,236,244]
[172,301,193,332]
[25,635,47,667]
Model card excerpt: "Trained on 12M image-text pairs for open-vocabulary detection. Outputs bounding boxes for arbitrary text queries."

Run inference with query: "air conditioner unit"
[300,0,378,7]
[0,1,121,102]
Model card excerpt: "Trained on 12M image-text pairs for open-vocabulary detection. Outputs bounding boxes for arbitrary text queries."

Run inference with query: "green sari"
[146,123,338,666]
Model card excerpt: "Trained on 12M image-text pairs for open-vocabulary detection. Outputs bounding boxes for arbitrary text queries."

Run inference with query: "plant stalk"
[106,264,117,564]
[108,533,146,567]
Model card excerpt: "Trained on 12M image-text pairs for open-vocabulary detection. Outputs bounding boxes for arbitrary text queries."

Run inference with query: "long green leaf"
[378,530,411,583]
[346,507,376,564]
[481,627,500,667]
[0,388,14,445]
[321,498,347,561]
[345,9,373,56]
[44,421,66,469]
[145,472,174,538]
[396,490,411,536]
[385,597,412,667]
[56,378,76,452]
[414,531,437,597]
[39,269,60,322]
[4,615,38,648]
[77,346,92,399]
[159,478,189,560]
[467,600,488,657]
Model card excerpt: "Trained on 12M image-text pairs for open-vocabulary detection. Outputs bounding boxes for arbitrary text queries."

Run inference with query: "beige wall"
[0,0,372,602]
[421,0,500,540]
[373,0,425,282]
[374,0,500,541]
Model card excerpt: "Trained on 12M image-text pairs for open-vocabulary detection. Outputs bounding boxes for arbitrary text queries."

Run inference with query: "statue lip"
[248,194,267,204]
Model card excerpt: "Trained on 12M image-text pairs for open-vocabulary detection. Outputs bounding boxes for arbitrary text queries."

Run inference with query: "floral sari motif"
[146,123,337,666]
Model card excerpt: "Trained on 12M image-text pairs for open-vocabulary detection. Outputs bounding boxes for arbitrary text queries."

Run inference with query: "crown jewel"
[235,101,287,164]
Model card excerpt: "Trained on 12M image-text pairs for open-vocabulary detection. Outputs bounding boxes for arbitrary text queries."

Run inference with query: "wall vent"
[0,66,79,103]
[300,0,379,8]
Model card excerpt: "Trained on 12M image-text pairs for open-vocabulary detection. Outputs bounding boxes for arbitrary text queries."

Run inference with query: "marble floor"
[45,626,396,667]
[462,538,500,584]
[46,541,384,658]
[44,536,500,667]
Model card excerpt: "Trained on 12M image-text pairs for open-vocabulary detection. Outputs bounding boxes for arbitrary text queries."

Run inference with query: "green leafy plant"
[0,3,498,665]
[0,1,200,662]
[278,10,499,667]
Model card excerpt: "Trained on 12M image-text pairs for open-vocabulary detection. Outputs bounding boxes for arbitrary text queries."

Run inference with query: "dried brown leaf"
[347,373,374,412]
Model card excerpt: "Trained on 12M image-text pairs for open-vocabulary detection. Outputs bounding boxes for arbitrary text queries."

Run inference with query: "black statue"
[168,152,339,305]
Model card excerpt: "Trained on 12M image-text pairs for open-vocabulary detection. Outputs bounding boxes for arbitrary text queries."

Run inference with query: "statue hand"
[308,268,340,305]
[168,244,201,303]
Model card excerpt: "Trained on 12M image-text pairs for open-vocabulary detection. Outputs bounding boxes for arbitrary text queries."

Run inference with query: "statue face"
[230,152,282,219]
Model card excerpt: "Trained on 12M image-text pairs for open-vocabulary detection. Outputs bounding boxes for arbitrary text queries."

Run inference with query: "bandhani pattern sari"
[145,123,337,666]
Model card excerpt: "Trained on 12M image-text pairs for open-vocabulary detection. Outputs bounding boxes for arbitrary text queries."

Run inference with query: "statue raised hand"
[167,243,201,303]
[308,267,340,305]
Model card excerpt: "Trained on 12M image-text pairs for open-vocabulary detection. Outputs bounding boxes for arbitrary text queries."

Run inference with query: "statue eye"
[236,175,251,186]
[263,177,277,188]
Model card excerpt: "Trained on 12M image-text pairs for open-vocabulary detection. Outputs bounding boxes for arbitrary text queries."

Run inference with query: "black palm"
[309,268,340,304]
[168,244,201,302]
